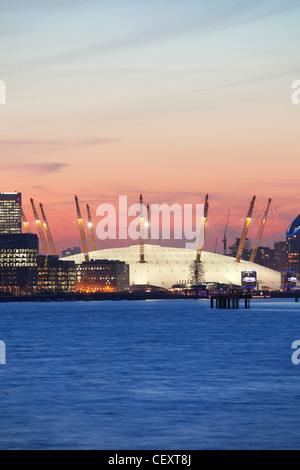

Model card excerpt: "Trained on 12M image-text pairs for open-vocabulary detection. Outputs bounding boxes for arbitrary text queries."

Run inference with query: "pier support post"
[210,295,250,310]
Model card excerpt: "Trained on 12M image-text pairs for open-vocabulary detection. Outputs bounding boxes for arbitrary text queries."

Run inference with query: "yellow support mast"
[196,194,209,263]
[250,198,272,263]
[146,203,151,244]
[86,204,97,252]
[20,205,31,234]
[39,203,57,256]
[75,196,90,262]
[223,210,230,255]
[30,198,50,255]
[236,195,256,263]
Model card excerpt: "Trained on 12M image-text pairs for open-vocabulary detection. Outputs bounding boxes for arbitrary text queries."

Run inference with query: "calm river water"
[0,299,299,450]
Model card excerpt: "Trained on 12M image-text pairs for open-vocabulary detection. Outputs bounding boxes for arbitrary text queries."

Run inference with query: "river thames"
[0,299,299,450]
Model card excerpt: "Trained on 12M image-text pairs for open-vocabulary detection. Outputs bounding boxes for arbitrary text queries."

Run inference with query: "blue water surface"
[0,298,299,450]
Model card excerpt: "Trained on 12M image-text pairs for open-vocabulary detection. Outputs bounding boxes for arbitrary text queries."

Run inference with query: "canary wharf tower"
[286,214,300,280]
[0,192,22,234]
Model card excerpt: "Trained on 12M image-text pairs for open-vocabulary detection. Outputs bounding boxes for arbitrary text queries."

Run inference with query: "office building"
[255,247,276,270]
[0,192,22,234]
[76,259,130,293]
[37,256,76,293]
[0,233,39,294]
[229,238,251,260]
[274,241,288,272]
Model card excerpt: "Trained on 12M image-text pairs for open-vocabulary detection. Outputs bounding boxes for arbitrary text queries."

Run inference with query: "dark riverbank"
[0,290,299,302]
[0,291,186,302]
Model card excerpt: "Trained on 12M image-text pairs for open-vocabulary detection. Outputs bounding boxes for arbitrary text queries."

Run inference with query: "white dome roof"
[62,244,281,290]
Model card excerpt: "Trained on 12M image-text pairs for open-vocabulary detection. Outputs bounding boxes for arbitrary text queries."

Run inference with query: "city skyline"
[1,1,300,252]
[2,2,300,454]
[3,190,295,256]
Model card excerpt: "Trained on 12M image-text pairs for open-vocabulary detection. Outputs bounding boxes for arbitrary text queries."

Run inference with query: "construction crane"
[139,194,146,263]
[250,198,272,263]
[30,198,50,255]
[40,203,57,256]
[86,204,97,252]
[236,195,256,263]
[196,194,209,262]
[223,210,230,255]
[75,196,90,262]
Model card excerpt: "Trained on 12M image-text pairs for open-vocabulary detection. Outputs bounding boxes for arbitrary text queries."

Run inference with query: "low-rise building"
[0,233,39,294]
[76,259,130,293]
[37,255,76,293]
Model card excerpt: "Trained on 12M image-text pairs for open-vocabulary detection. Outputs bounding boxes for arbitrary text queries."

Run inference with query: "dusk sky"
[1,0,300,252]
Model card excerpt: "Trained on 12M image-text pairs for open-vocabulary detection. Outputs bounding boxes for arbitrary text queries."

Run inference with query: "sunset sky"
[1,0,300,253]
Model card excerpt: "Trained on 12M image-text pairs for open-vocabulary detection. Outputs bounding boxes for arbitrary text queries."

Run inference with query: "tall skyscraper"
[0,192,22,234]
[274,241,288,272]
[286,214,300,280]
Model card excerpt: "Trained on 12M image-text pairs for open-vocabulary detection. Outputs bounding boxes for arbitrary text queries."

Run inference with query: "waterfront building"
[0,192,22,234]
[286,214,300,280]
[37,256,76,293]
[76,259,130,293]
[0,233,39,294]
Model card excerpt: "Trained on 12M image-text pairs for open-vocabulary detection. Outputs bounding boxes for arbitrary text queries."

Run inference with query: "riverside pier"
[210,294,252,310]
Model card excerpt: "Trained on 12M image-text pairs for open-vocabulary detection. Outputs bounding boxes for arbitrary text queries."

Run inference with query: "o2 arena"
[59,194,284,291]
[20,193,285,291]
[62,243,281,290]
